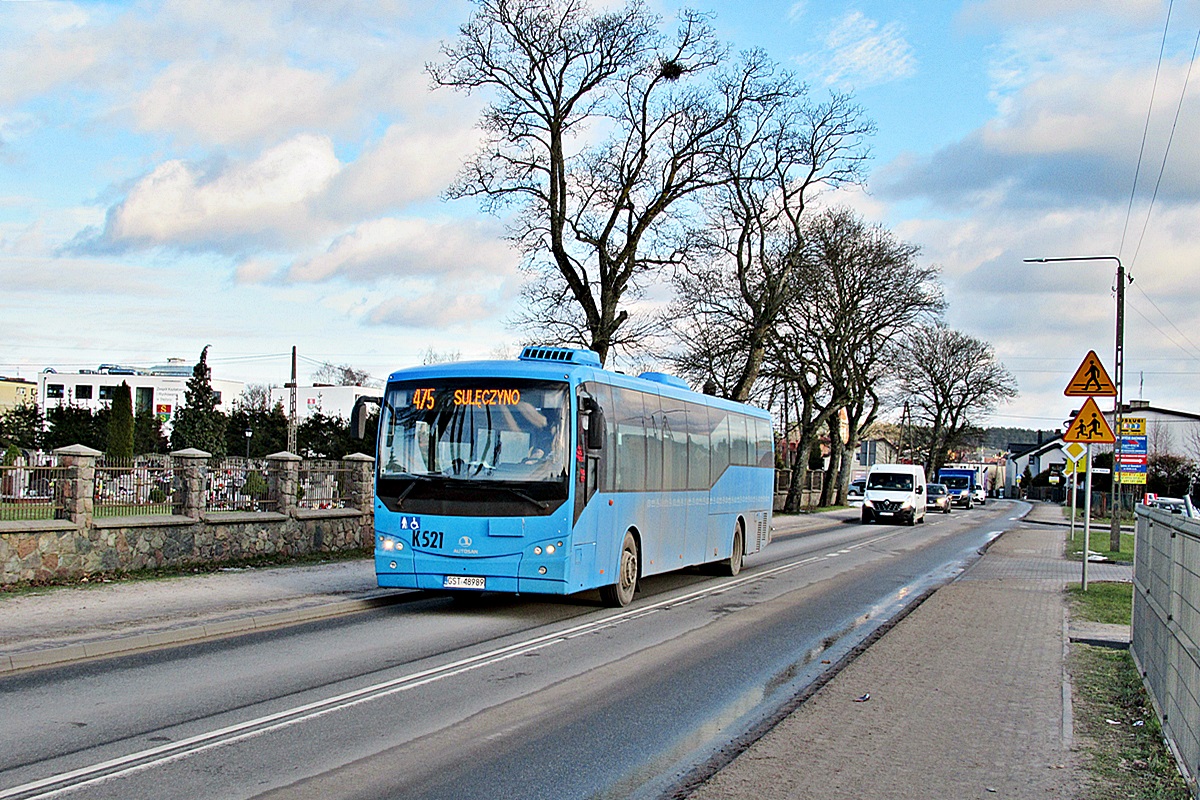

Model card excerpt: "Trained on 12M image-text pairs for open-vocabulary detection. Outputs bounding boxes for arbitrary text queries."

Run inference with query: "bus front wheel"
[719,522,744,577]
[601,531,639,608]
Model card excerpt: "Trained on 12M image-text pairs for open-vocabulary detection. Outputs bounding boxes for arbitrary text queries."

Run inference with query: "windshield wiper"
[390,474,432,509]
[495,486,550,510]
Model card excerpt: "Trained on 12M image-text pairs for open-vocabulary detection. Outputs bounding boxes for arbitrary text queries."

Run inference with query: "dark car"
[847,478,866,506]
[926,483,952,514]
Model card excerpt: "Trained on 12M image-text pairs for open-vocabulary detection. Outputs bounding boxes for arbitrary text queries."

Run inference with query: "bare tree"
[1184,422,1200,462]
[765,209,942,509]
[433,0,790,363]
[311,362,378,387]
[1147,419,1175,460]
[901,324,1018,475]
[420,348,463,365]
[666,92,873,401]
[236,383,276,412]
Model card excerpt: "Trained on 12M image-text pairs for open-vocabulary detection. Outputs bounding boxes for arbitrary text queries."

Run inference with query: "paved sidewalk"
[687,506,1133,800]
[0,559,395,673]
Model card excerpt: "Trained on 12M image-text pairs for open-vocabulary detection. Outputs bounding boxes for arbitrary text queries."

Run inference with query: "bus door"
[572,389,606,588]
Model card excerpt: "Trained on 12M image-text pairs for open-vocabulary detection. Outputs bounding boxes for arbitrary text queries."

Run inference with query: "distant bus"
[371,347,775,606]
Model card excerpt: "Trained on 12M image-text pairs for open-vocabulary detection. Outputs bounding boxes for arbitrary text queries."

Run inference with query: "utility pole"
[288,346,297,455]
[1110,260,1126,552]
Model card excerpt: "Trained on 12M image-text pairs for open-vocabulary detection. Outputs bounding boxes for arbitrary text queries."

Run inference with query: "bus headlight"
[379,535,403,551]
[545,544,556,554]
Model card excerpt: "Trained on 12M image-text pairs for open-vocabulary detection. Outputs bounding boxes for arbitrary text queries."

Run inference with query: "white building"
[268,385,381,422]
[38,363,243,433]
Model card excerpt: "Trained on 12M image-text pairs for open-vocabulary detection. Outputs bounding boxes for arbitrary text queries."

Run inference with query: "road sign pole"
[1082,443,1092,591]
[1070,468,1078,545]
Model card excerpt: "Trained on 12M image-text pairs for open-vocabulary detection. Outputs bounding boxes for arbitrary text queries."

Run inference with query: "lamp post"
[1024,255,1127,552]
[245,427,253,459]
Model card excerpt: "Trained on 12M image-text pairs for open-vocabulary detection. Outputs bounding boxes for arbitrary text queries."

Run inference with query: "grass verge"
[1066,581,1191,799]
[1067,581,1133,625]
[1069,645,1191,799]
[1064,524,1135,562]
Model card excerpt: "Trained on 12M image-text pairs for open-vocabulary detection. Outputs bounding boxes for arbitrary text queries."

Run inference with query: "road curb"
[0,593,409,676]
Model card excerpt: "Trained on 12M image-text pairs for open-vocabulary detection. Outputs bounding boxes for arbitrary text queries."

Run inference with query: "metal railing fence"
[1131,506,1200,796]
[0,453,65,521]
[298,460,350,509]
[206,457,274,512]
[93,454,174,517]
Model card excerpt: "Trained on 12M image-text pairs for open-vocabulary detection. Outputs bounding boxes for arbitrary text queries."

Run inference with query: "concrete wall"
[1131,505,1200,798]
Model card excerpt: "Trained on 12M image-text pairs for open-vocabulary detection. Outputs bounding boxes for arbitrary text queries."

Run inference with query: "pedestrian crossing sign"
[1064,350,1117,397]
[1063,397,1116,444]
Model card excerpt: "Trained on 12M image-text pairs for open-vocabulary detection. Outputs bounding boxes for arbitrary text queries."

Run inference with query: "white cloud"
[131,61,354,147]
[325,118,482,218]
[99,134,343,253]
[288,217,518,283]
[879,56,1200,210]
[366,291,507,329]
[234,257,282,284]
[0,253,171,298]
[960,0,1161,26]
[810,12,917,89]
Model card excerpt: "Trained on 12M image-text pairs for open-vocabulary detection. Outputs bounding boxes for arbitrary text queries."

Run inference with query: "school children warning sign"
[1063,396,1116,444]
[1064,350,1117,397]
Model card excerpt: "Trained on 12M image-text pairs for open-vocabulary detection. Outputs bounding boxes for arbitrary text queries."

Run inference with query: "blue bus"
[371,346,774,606]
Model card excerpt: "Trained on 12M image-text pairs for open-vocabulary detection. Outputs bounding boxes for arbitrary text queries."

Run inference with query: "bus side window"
[661,396,689,491]
[729,414,751,466]
[755,417,774,468]
[614,387,646,492]
[710,408,731,483]
[590,383,616,492]
[643,392,663,492]
[686,403,711,491]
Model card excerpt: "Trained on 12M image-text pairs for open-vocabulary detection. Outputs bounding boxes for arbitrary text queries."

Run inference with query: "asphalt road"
[0,502,1018,800]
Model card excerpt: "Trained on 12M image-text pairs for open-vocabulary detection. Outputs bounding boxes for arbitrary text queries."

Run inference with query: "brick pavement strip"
[689,525,1080,800]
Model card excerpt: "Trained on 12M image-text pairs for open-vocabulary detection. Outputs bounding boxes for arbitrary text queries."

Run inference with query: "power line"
[1129,22,1200,269]
[1119,0,1174,256]
[1127,294,1200,363]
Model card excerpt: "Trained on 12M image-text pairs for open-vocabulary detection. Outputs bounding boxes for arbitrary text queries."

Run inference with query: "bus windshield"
[941,476,969,489]
[379,379,570,484]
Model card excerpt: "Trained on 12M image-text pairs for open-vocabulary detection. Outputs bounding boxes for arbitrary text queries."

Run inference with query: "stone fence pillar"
[342,453,375,511]
[267,452,301,515]
[171,448,211,518]
[52,444,102,527]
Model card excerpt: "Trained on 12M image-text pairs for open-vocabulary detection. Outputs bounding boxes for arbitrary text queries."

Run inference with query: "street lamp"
[1024,255,1127,552]
[245,427,253,459]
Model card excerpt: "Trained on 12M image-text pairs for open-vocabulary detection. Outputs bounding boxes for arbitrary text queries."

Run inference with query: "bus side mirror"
[581,397,605,450]
[351,396,382,440]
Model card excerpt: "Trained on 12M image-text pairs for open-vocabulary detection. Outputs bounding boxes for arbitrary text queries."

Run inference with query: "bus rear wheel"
[601,531,639,608]
[719,522,744,577]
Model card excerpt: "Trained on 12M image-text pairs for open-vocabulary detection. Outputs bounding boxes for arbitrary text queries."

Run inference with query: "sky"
[3,0,1200,432]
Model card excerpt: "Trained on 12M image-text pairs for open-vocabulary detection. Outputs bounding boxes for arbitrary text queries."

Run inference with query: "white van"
[861,464,927,525]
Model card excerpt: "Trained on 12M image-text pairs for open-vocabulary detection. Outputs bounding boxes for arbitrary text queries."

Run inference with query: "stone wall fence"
[0,446,375,586]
